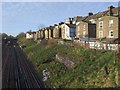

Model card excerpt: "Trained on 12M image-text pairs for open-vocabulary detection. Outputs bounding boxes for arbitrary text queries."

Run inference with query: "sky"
[1,2,119,36]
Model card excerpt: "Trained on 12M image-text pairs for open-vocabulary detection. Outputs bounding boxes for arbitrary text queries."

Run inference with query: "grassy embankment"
[22,40,119,88]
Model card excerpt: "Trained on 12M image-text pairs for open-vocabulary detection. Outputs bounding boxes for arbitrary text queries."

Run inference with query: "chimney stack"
[108,6,115,16]
[88,12,93,16]
[54,24,57,26]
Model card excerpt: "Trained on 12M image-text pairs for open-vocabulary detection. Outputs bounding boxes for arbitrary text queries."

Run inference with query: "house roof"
[107,7,120,16]
[76,16,88,22]
[26,31,35,34]
[49,26,54,29]
[73,16,83,22]
[26,32,32,34]
[33,31,36,33]
[84,11,108,22]
[66,24,76,28]
[81,6,119,22]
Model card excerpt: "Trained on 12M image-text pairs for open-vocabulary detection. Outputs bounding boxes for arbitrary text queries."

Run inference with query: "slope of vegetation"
[22,40,119,88]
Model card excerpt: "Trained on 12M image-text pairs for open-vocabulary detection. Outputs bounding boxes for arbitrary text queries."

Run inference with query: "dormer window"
[99,21,103,29]
[109,20,113,27]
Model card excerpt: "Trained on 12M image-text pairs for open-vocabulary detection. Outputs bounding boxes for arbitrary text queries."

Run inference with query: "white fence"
[87,41,120,51]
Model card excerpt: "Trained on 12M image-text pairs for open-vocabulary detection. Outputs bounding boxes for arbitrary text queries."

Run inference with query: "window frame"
[109,20,113,28]
[109,30,114,38]
[99,21,103,29]
[99,31,103,38]
[83,24,86,30]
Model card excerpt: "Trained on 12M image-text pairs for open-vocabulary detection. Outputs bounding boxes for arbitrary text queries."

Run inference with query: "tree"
[16,32,26,44]
[16,32,25,39]
[1,33,8,39]
[37,24,45,30]
[8,35,14,38]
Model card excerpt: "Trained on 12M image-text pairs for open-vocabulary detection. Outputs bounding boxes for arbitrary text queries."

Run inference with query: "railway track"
[2,44,45,89]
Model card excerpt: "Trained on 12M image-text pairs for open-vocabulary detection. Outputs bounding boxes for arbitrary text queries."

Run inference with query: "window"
[83,31,86,37]
[83,24,86,30]
[109,20,113,27]
[99,21,103,29]
[70,28,75,33]
[77,26,80,31]
[98,18,102,20]
[109,30,114,38]
[89,19,96,23]
[99,31,103,38]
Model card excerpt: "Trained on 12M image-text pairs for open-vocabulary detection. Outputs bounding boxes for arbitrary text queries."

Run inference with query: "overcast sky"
[2,2,118,36]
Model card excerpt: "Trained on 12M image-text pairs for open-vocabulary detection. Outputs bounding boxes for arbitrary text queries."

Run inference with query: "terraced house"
[76,6,120,41]
[96,6,120,39]
[64,24,76,40]
[25,5,120,50]
[53,24,59,39]
[60,23,66,39]
[40,28,45,39]
[44,28,49,39]
[33,31,40,41]
[48,26,54,39]
[76,14,96,39]
[26,31,37,40]
[60,18,76,40]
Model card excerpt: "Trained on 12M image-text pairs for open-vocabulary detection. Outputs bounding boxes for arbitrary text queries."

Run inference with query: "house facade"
[64,24,76,40]
[60,23,66,39]
[44,28,49,39]
[72,16,83,24]
[34,31,40,41]
[25,5,120,50]
[37,30,41,39]
[96,6,119,39]
[76,14,96,39]
[26,32,34,39]
[53,24,59,39]
[40,29,45,39]
[76,21,96,38]
[48,26,54,39]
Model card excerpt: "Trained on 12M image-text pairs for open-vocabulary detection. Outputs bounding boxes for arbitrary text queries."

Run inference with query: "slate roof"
[26,31,36,34]
[77,6,120,23]
[74,16,83,22]
[66,24,76,28]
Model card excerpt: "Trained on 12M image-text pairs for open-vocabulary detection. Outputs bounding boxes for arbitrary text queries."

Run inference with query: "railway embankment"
[22,40,120,88]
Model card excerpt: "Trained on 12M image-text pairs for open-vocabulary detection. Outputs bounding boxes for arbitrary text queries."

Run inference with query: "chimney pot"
[108,5,115,10]
[108,6,115,16]
[88,12,93,16]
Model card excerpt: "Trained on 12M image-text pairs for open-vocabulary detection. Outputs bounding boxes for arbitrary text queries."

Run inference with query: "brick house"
[40,28,45,39]
[37,30,41,40]
[53,24,59,39]
[59,23,66,39]
[48,26,54,39]
[76,14,96,39]
[26,31,34,39]
[60,23,76,40]
[72,16,83,24]
[44,28,49,39]
[34,31,41,41]
[96,6,119,39]
[60,20,76,40]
